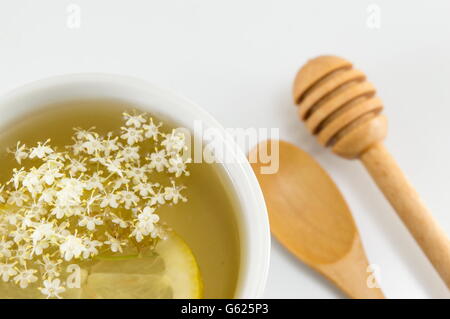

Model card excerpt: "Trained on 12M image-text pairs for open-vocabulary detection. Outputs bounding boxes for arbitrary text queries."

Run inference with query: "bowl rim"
[0,73,271,298]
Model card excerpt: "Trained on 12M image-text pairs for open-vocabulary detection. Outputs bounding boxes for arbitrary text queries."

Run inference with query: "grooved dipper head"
[293,56,387,159]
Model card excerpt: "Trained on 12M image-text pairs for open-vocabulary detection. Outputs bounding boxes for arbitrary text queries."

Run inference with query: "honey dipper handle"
[360,142,450,287]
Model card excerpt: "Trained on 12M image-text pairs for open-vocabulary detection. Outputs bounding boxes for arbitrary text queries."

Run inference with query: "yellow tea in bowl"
[0,100,240,299]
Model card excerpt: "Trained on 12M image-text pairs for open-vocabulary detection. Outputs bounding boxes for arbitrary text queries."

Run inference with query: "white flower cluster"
[0,112,191,298]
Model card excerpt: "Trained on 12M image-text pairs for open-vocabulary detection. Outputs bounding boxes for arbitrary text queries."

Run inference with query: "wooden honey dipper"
[293,55,450,288]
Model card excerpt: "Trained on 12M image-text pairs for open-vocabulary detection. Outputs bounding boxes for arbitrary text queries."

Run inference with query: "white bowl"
[0,74,271,298]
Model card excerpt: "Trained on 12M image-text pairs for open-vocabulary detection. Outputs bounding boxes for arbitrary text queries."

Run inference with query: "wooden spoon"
[293,56,450,288]
[249,139,384,298]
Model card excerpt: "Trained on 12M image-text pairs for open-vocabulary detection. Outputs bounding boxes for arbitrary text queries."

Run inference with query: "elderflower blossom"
[9,142,28,164]
[0,111,190,298]
[148,149,168,172]
[38,256,61,278]
[0,239,13,258]
[143,118,162,140]
[100,193,120,209]
[14,269,38,288]
[60,235,85,261]
[164,182,188,204]
[29,140,53,159]
[0,262,17,281]
[104,233,126,253]
[121,127,144,145]
[123,113,146,128]
[39,278,65,299]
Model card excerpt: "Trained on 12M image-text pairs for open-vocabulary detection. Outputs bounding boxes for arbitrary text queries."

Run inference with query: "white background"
[0,0,449,298]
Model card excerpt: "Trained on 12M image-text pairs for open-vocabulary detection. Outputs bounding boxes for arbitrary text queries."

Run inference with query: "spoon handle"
[360,142,450,287]
[318,236,384,299]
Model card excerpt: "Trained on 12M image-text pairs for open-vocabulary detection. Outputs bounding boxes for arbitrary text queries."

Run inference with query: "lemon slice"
[84,232,203,299]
